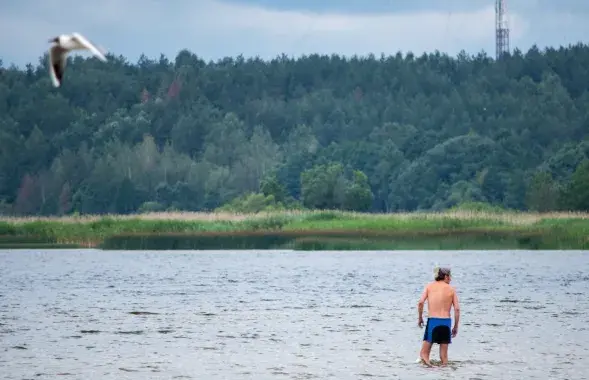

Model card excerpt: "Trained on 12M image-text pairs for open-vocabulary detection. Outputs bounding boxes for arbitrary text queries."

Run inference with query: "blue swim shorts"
[423,317,452,344]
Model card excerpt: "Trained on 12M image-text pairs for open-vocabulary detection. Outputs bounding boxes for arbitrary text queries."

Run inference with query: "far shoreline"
[1,209,588,251]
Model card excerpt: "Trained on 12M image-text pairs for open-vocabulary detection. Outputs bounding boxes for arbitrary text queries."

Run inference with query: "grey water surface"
[0,249,587,380]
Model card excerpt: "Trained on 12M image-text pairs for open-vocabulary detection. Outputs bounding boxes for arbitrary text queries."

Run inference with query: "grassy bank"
[0,210,588,250]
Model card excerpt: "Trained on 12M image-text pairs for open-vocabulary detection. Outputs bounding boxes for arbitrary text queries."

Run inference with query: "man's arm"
[417,286,428,327]
[452,289,460,337]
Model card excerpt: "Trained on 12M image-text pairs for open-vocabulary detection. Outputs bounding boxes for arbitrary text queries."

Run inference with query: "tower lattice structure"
[495,0,510,59]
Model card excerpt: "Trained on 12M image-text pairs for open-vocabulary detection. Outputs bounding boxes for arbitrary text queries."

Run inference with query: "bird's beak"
[48,37,57,43]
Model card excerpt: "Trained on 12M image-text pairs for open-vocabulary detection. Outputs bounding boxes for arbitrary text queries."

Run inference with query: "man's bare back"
[422,281,456,318]
[417,267,460,366]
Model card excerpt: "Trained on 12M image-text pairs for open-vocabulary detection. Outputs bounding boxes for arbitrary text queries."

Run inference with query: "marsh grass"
[2,209,589,224]
[291,235,532,251]
[1,209,589,250]
[0,211,263,224]
[99,228,554,250]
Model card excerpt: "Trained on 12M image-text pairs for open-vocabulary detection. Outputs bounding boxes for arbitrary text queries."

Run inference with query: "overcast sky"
[1,0,588,67]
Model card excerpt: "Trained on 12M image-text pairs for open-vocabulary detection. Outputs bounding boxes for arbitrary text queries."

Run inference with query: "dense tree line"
[1,43,589,215]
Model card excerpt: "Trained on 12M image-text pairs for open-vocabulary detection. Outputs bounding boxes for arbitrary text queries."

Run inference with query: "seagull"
[47,32,107,87]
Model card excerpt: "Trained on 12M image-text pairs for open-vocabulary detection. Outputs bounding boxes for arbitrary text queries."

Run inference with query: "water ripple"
[0,249,588,379]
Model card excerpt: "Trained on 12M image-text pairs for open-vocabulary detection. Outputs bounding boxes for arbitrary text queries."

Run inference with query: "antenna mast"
[495,0,510,59]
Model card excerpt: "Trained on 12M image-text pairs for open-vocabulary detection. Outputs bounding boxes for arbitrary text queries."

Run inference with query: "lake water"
[0,249,587,379]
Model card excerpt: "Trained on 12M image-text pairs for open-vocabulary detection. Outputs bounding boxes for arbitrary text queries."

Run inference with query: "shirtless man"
[417,267,460,366]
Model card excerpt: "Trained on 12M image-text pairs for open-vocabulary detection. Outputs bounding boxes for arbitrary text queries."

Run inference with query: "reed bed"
[0,211,264,224]
[1,209,588,250]
[2,209,588,224]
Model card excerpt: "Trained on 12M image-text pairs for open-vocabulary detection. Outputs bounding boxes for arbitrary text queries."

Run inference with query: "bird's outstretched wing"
[71,32,107,61]
[48,45,67,87]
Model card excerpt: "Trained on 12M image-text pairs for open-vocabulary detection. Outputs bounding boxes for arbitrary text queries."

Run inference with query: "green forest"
[1,43,589,216]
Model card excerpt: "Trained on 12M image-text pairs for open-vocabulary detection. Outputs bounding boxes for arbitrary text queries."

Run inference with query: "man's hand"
[452,326,458,337]
[417,286,427,328]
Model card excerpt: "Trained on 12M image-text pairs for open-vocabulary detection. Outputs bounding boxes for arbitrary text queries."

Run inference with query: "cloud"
[0,0,585,68]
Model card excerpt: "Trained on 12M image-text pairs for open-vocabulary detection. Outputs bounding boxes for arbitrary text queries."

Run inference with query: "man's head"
[434,267,451,283]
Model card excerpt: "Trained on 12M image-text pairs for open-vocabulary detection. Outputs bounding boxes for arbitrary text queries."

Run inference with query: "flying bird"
[47,32,107,87]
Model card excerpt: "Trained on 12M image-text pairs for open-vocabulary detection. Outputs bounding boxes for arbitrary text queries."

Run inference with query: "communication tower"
[495,0,510,59]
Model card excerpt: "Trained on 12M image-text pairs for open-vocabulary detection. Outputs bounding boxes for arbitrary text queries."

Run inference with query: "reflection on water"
[0,249,587,379]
